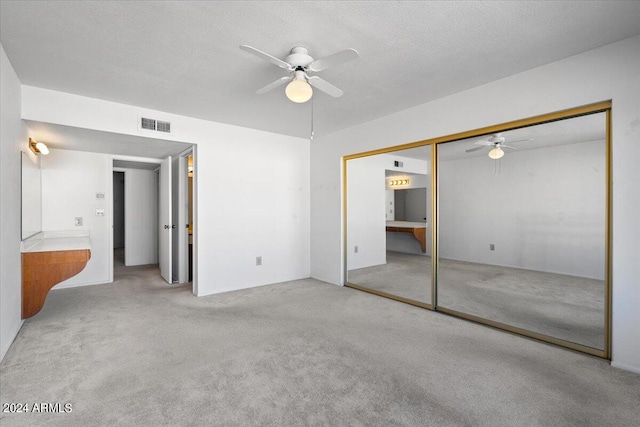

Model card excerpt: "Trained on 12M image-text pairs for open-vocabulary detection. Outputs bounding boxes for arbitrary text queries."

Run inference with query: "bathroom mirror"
[345,145,433,306]
[21,151,42,239]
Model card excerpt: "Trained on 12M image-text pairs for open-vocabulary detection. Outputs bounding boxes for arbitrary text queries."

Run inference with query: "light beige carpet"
[1,263,636,426]
[348,251,604,349]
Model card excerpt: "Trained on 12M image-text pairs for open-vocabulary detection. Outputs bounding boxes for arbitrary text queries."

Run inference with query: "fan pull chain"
[494,158,501,175]
[310,95,315,141]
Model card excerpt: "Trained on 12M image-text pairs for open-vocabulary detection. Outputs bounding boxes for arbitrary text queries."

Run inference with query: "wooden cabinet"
[22,248,91,319]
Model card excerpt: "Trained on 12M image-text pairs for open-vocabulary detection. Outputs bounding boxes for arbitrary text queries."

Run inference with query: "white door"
[159,156,172,283]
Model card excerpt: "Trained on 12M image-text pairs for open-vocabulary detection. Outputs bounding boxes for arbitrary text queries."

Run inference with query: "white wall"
[124,168,158,266]
[0,43,28,361]
[21,152,42,239]
[41,149,112,288]
[21,87,311,296]
[439,140,605,279]
[346,153,430,257]
[310,36,640,372]
[346,155,386,270]
[385,154,431,179]
[385,190,394,220]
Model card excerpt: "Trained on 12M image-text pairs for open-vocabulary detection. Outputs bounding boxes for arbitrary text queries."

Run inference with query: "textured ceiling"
[2,1,639,141]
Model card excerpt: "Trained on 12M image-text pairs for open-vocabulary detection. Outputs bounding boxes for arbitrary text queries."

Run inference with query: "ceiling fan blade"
[308,48,359,72]
[501,144,517,150]
[507,137,534,144]
[473,140,493,146]
[308,76,344,97]
[240,45,292,70]
[465,146,486,153]
[256,76,291,94]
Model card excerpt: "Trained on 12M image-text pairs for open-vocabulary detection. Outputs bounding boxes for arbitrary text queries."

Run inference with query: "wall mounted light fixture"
[389,179,409,186]
[29,138,49,155]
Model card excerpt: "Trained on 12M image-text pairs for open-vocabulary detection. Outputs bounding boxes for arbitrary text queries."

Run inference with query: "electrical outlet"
[95,208,105,216]
[75,217,83,226]
[490,244,495,251]
[354,246,359,253]
[256,256,262,266]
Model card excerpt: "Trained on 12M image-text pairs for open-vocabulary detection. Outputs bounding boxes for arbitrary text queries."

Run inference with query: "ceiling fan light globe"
[285,79,313,103]
[488,147,504,159]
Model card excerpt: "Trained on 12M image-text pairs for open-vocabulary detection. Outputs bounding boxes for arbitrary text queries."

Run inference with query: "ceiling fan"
[465,133,533,159]
[239,45,359,103]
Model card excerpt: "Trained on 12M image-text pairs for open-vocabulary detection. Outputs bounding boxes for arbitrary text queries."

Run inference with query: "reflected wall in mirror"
[346,146,432,305]
[437,112,607,351]
[21,151,42,240]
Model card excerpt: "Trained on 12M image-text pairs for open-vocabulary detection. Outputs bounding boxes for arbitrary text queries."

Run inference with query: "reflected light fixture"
[390,179,410,186]
[488,146,504,160]
[29,138,49,155]
[285,70,313,103]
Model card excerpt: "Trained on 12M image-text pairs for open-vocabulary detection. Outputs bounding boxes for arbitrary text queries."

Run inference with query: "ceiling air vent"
[141,117,156,131]
[139,117,172,134]
[156,120,171,133]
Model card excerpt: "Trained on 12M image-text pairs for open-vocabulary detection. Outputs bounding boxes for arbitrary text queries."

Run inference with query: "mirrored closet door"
[436,111,608,353]
[345,145,433,307]
[344,102,610,358]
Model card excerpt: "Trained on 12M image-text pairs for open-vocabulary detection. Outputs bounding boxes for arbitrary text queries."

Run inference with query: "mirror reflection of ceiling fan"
[240,45,359,103]
[465,133,534,159]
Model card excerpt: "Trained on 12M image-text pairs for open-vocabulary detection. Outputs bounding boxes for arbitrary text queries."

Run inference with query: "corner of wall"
[0,42,26,362]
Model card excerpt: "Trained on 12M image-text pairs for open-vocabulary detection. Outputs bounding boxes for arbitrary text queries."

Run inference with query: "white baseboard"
[611,361,640,375]
[310,274,341,286]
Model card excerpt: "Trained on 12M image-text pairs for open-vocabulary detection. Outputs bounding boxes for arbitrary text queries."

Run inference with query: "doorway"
[112,161,160,273]
[113,171,125,267]
[172,149,194,285]
[110,149,196,292]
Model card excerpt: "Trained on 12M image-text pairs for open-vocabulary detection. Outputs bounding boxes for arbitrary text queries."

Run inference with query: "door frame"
[109,152,197,295]
[175,147,193,285]
[109,155,162,283]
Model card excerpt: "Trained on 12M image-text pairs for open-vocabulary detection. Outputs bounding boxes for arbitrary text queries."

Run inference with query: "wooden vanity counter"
[21,232,91,319]
[385,220,428,253]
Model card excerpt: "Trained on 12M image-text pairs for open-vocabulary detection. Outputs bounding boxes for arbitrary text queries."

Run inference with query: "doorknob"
[172,225,176,229]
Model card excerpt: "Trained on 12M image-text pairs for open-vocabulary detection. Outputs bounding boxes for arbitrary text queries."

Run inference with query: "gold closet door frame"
[343,100,612,359]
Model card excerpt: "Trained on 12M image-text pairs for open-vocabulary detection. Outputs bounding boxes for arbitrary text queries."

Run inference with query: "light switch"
[96,209,105,216]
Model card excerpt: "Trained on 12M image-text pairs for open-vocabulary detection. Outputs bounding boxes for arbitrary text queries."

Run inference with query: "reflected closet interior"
[344,104,609,357]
